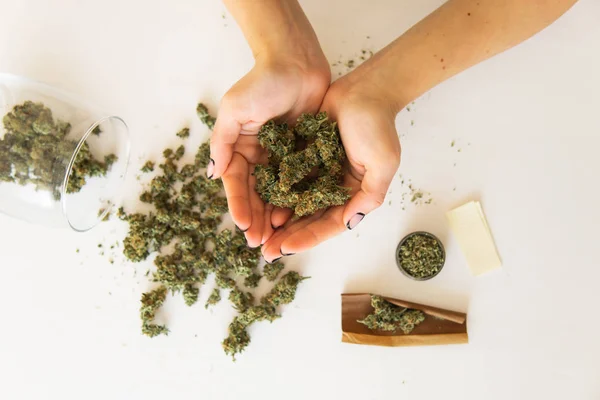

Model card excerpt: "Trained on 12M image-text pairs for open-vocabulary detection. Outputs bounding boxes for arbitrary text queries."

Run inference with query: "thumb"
[342,150,400,230]
[208,106,241,179]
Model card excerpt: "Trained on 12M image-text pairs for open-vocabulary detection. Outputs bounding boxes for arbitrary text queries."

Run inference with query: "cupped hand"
[209,56,330,248]
[261,71,402,262]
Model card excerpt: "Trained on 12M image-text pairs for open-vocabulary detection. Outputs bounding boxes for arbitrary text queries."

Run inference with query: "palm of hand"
[261,80,401,261]
[211,60,330,248]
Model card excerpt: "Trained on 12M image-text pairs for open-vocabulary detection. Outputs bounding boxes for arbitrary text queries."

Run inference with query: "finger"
[244,173,265,248]
[271,207,294,229]
[261,204,275,245]
[261,212,324,262]
[280,206,346,254]
[221,153,251,231]
[209,100,242,179]
[343,149,401,230]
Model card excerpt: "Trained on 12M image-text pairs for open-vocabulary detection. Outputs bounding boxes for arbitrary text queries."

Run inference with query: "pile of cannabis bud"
[254,112,350,218]
[120,103,306,359]
[357,295,425,334]
[0,101,117,199]
[397,232,445,279]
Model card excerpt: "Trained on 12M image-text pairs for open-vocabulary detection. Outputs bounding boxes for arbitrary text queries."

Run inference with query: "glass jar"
[0,73,130,231]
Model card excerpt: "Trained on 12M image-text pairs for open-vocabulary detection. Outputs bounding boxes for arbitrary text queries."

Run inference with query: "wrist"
[226,0,328,74]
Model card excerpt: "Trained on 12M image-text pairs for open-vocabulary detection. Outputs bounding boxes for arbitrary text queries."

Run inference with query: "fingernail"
[240,226,249,233]
[280,249,295,257]
[271,223,279,230]
[206,158,215,179]
[268,257,282,264]
[346,213,365,230]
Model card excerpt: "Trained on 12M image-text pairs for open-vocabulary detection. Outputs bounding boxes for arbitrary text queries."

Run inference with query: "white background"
[0,1,599,399]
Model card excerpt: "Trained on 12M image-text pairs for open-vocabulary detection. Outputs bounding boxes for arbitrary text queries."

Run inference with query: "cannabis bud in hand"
[254,112,350,219]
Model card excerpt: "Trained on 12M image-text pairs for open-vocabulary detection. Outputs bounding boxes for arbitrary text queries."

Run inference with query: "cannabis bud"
[357,295,425,334]
[254,112,350,218]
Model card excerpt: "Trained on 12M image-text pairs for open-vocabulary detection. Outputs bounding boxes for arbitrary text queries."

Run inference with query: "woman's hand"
[261,65,402,262]
[210,0,330,248]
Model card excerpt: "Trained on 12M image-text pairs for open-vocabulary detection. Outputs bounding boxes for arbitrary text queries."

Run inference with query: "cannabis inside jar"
[396,232,445,280]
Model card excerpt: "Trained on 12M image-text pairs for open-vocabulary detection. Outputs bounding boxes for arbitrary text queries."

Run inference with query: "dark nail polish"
[280,249,295,257]
[206,158,215,179]
[268,257,282,264]
[346,212,365,230]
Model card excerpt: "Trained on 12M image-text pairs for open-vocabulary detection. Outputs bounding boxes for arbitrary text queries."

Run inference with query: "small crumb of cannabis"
[254,112,350,218]
[140,286,169,337]
[263,261,285,282]
[0,101,117,200]
[398,233,444,279]
[357,294,425,334]
[176,127,190,139]
[141,161,155,173]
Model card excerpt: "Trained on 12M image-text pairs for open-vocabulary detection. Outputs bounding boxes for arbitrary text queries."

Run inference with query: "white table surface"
[1,1,599,399]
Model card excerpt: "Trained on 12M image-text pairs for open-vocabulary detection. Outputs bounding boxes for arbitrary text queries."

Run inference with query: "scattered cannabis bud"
[140,286,169,337]
[121,104,305,358]
[0,101,117,200]
[222,271,307,359]
[254,112,350,218]
[228,287,255,313]
[176,127,190,139]
[141,161,155,173]
[196,103,216,130]
[398,233,444,279]
[205,288,222,309]
[260,271,308,307]
[357,295,425,334]
[263,261,285,282]
[244,272,262,288]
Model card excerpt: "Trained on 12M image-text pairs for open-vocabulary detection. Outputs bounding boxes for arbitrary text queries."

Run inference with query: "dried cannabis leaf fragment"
[140,286,169,337]
[254,112,350,218]
[357,295,425,334]
[1,101,117,200]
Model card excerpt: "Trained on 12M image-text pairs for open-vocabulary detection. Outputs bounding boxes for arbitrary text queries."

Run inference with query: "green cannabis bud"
[244,272,262,289]
[357,295,425,334]
[205,288,222,309]
[176,127,190,139]
[197,103,216,130]
[0,101,117,200]
[254,112,350,218]
[261,271,308,307]
[140,286,169,337]
[228,287,255,313]
[141,161,155,173]
[222,271,307,359]
[263,261,285,282]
